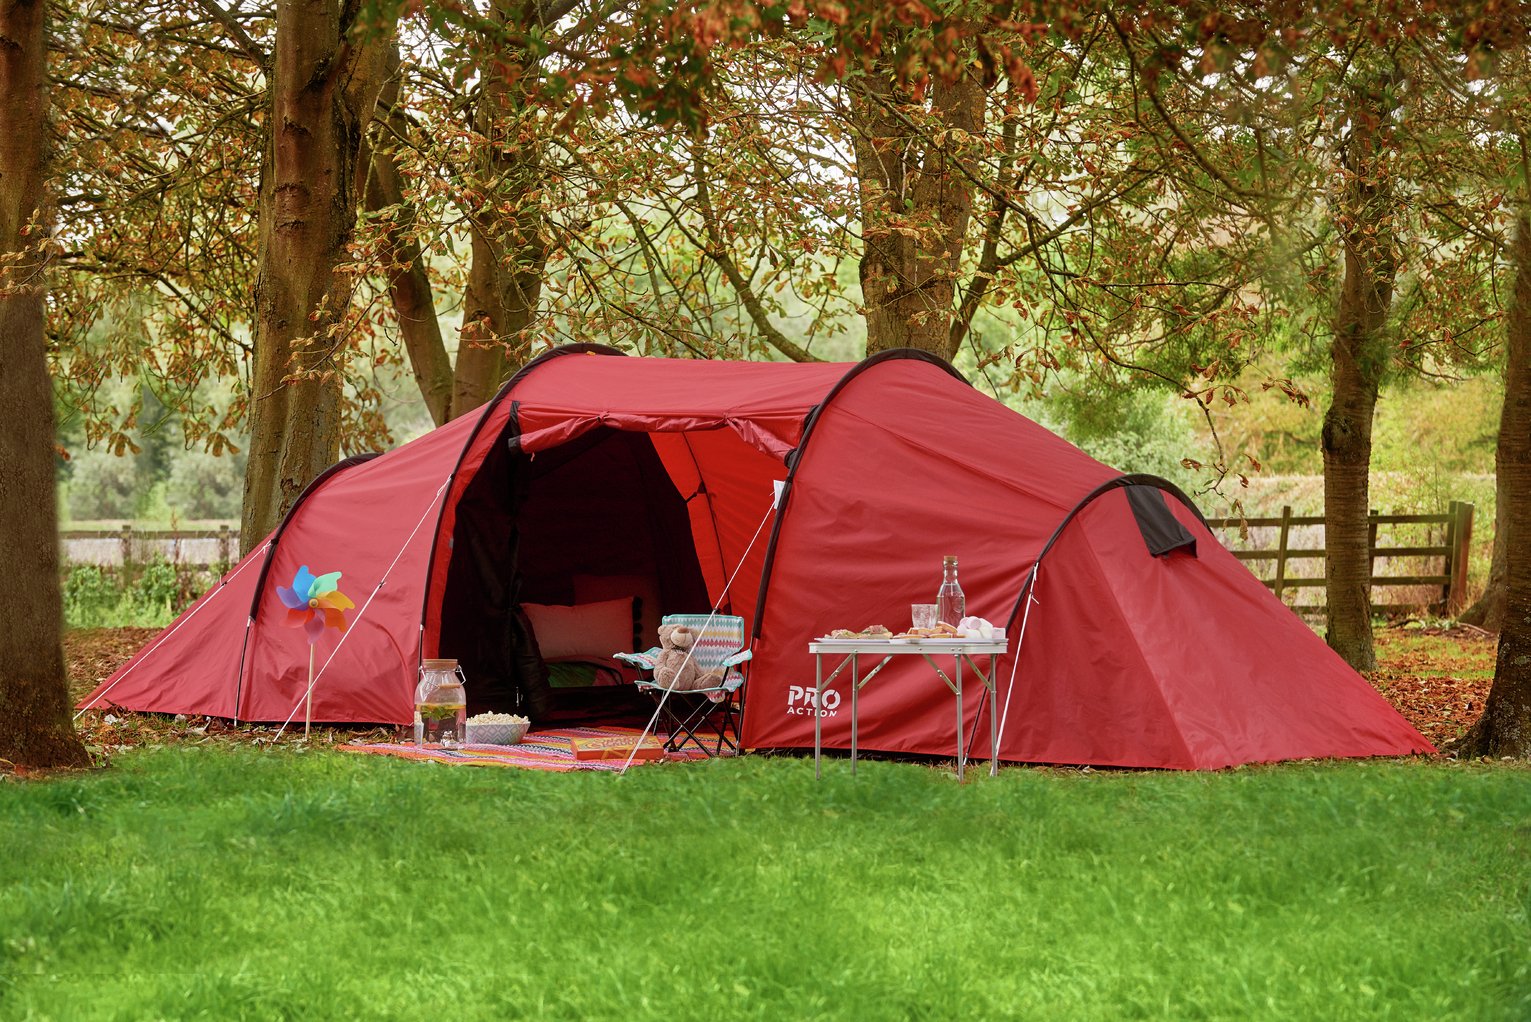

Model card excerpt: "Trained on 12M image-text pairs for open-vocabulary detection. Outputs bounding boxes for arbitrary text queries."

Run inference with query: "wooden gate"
[1203,501,1475,616]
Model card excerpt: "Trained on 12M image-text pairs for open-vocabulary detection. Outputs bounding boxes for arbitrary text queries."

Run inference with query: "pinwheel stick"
[305,644,315,738]
[275,565,355,741]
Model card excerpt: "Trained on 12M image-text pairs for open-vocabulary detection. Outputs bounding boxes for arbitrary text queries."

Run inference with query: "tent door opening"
[437,425,710,727]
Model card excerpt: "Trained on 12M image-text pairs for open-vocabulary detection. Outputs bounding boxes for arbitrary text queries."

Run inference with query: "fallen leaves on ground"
[66,628,160,705]
[1368,623,1497,750]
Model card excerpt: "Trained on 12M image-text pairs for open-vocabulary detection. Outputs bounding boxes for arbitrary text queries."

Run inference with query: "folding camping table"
[806,636,1009,781]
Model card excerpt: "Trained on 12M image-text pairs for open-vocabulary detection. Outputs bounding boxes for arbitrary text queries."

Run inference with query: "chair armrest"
[614,649,660,670]
[636,672,744,699]
[721,649,753,668]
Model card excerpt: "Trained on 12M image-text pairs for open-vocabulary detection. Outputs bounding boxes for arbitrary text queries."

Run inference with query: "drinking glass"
[911,604,938,630]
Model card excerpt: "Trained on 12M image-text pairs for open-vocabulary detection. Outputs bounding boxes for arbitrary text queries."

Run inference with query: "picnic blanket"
[340,726,726,772]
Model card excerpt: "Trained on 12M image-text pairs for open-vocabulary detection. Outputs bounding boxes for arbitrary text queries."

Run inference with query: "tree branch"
[192,0,268,67]
[689,144,824,363]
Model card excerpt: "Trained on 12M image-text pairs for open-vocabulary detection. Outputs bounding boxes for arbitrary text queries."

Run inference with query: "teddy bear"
[651,622,723,693]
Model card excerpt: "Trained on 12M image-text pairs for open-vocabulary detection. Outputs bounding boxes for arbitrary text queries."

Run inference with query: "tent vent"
[1126,485,1197,558]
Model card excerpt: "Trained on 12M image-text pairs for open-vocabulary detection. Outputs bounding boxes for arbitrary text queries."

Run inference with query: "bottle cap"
[943,555,958,565]
[422,658,458,670]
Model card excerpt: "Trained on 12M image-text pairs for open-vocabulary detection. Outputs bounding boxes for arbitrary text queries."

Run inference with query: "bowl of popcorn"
[463,712,530,746]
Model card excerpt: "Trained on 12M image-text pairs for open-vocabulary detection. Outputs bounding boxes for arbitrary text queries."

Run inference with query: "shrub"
[62,559,210,629]
[63,565,121,625]
[131,561,180,620]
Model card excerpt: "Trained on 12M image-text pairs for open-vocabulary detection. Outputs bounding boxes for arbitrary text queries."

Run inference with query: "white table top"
[809,636,1008,655]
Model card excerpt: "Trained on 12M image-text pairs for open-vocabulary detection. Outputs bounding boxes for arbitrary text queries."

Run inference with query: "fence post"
[1449,501,1474,614]
[1440,501,1460,612]
[1367,509,1379,606]
[1273,505,1292,600]
[218,524,231,564]
[1371,507,1384,611]
[119,523,133,566]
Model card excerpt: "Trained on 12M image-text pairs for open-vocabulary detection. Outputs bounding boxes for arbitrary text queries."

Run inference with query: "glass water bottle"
[415,659,467,748]
[936,556,965,626]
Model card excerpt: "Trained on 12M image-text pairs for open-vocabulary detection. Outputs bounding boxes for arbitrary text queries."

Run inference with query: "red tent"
[81,345,1433,769]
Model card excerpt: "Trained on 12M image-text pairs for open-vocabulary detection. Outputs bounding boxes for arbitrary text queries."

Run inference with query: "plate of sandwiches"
[887,624,955,639]
[817,625,894,642]
[895,623,1006,643]
[890,623,963,643]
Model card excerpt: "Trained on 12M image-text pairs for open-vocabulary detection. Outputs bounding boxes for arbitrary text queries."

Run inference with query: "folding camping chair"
[614,614,751,755]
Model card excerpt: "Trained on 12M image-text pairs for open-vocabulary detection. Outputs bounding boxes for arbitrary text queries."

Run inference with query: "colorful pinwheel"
[276,565,355,643]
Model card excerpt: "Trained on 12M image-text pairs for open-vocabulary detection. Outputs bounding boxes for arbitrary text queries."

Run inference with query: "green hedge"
[62,559,222,629]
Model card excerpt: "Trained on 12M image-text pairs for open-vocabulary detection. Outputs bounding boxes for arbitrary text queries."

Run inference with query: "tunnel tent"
[80,344,1433,769]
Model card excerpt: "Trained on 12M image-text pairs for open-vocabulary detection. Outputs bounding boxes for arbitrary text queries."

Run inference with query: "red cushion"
[573,573,660,645]
[522,597,637,660]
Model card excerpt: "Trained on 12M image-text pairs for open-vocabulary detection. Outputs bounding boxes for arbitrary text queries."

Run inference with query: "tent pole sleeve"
[750,348,970,639]
[1002,473,1206,631]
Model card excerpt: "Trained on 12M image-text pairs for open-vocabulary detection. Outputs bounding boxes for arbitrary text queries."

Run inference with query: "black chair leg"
[640,683,743,757]
[660,693,736,757]
[713,698,740,755]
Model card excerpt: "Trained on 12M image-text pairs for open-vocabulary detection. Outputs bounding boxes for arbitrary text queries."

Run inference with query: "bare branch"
[689,144,824,363]
[192,0,268,67]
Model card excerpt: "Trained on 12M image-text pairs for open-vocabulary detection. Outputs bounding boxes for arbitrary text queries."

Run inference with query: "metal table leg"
[814,653,823,780]
[989,657,999,775]
[955,653,964,782]
[850,654,859,776]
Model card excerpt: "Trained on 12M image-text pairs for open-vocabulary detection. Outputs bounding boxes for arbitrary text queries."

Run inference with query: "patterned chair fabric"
[614,613,751,755]
[614,613,752,695]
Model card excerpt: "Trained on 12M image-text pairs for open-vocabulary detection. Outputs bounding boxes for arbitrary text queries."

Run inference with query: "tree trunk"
[849,53,983,362]
[1321,77,1397,672]
[240,1,391,554]
[0,0,90,770]
[1455,212,1531,759]
[449,0,547,419]
[1460,428,1509,631]
[366,44,452,426]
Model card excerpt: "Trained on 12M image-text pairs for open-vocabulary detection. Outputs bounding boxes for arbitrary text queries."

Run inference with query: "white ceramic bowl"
[464,720,528,746]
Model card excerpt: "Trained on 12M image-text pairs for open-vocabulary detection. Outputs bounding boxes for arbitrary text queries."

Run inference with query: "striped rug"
[340,726,725,772]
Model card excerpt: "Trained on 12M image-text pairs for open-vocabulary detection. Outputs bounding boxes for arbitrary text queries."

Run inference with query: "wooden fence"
[1203,501,1475,616]
[61,525,238,567]
[62,504,1476,615]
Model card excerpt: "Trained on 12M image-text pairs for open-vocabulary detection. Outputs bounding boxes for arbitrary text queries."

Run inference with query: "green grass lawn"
[2,750,1528,1021]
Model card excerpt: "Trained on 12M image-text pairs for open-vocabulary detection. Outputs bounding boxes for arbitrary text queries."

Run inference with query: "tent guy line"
[72,543,272,722]
[995,564,1041,753]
